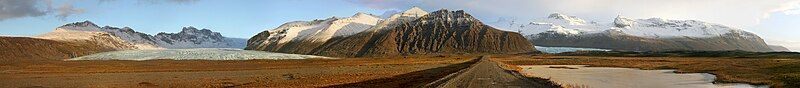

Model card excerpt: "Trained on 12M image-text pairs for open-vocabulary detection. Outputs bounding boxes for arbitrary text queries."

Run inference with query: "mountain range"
[2,7,790,60]
[37,21,246,50]
[497,13,774,52]
[1,21,246,61]
[246,7,536,57]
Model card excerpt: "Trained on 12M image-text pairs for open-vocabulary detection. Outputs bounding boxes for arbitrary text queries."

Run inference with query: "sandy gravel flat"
[0,55,475,88]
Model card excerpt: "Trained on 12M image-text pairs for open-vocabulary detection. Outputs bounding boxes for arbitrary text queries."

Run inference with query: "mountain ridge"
[502,13,773,52]
[246,8,537,57]
[40,21,246,49]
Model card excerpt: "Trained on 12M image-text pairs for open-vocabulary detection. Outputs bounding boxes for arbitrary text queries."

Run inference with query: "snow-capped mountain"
[246,9,389,52]
[504,13,773,52]
[44,21,161,49]
[247,7,535,57]
[270,12,380,43]
[38,21,246,49]
[154,27,246,49]
[246,7,429,53]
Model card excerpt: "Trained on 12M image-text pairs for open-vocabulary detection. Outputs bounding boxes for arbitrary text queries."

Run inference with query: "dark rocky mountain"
[247,9,536,57]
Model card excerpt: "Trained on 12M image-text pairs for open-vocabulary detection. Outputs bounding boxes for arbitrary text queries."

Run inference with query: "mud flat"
[520,65,766,88]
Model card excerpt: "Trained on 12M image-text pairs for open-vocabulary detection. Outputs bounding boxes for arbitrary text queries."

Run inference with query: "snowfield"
[69,48,332,61]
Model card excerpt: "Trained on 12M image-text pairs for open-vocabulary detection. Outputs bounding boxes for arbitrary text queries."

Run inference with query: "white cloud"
[770,1,800,16]
[55,2,85,20]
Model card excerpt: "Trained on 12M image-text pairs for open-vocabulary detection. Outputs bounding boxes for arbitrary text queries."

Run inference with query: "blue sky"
[1,0,799,51]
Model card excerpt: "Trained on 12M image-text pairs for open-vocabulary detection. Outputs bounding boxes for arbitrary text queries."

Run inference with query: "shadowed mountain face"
[247,9,536,57]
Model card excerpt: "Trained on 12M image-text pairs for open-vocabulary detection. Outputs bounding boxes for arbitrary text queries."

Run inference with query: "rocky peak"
[546,13,586,25]
[547,13,571,19]
[155,27,226,45]
[421,9,480,24]
[351,12,377,18]
[60,20,99,28]
[613,15,635,28]
[177,27,220,36]
[181,26,199,31]
[399,6,428,17]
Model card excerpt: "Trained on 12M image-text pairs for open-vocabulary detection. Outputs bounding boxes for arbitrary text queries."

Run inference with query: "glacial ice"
[69,48,331,61]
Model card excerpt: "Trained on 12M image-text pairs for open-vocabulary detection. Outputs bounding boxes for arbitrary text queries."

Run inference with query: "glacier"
[69,48,332,61]
[535,46,610,54]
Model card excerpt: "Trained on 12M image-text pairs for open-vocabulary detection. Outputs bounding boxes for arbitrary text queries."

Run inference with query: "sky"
[0,0,799,51]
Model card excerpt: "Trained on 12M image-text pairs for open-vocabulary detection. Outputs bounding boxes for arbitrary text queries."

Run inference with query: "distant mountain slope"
[39,21,246,49]
[247,7,536,57]
[0,37,119,64]
[769,45,792,52]
[502,13,772,52]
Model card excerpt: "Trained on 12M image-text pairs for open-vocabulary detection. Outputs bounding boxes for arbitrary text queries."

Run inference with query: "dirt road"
[429,56,560,88]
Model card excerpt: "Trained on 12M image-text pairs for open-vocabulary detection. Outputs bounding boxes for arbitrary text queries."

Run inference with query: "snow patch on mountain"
[254,7,430,50]
[35,28,151,50]
[366,7,429,32]
[265,12,382,45]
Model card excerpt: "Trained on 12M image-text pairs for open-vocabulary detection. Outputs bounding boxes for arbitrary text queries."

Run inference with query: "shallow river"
[519,65,767,88]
